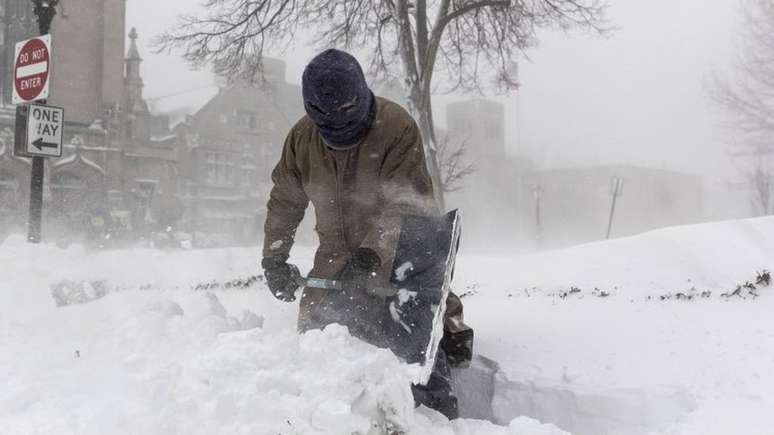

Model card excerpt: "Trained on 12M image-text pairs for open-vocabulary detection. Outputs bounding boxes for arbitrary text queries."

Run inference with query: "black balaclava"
[302,49,376,150]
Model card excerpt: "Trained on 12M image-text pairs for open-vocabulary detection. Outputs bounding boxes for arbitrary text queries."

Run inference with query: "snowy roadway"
[1,216,772,434]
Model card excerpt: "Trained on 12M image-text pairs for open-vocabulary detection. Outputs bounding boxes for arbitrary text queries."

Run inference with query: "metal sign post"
[12,1,60,244]
[606,176,624,239]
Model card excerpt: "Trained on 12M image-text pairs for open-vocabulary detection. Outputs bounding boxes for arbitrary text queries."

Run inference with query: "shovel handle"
[298,276,398,298]
[302,277,343,291]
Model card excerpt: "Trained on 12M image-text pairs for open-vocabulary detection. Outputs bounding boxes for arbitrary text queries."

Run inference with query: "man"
[261,49,472,419]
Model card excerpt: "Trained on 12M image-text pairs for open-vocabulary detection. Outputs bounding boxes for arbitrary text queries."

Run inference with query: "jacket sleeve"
[360,120,439,273]
[263,129,309,262]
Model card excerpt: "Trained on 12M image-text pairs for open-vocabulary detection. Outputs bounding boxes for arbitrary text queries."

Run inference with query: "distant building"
[441,97,706,251]
[0,1,178,244]
[0,0,37,106]
[0,1,38,235]
[165,58,304,245]
[0,0,308,246]
[524,165,705,248]
[443,98,534,252]
[446,99,506,159]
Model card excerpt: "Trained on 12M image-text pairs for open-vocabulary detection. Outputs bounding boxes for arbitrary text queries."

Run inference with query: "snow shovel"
[299,210,461,384]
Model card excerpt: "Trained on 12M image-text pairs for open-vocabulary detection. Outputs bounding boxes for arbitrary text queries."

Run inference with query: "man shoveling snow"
[261,48,473,419]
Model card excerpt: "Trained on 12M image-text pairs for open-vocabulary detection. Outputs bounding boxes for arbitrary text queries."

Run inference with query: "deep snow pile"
[0,236,564,435]
[1,215,773,435]
[456,216,774,435]
[454,216,774,298]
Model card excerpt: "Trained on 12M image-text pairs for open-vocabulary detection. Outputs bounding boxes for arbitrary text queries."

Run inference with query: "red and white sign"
[12,34,52,104]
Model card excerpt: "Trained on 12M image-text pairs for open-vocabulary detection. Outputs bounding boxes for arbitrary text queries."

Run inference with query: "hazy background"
[128,0,740,181]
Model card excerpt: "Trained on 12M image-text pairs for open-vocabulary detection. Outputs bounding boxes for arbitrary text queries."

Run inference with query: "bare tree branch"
[708,0,774,215]
[436,134,476,193]
[747,152,773,215]
[154,0,610,202]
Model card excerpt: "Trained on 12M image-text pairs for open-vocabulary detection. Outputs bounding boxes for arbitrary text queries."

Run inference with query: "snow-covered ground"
[1,216,772,434]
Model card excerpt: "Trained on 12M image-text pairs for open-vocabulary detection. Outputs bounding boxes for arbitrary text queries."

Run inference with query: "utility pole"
[606,176,624,239]
[25,0,59,243]
[533,184,543,249]
[1,0,7,104]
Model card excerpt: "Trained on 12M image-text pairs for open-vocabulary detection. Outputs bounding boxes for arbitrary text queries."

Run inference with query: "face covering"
[302,49,376,150]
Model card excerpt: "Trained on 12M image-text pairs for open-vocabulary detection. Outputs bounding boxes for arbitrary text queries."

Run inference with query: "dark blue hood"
[302,49,376,149]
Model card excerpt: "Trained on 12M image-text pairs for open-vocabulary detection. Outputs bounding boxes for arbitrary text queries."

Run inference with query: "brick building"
[0,0,178,244]
[150,58,303,245]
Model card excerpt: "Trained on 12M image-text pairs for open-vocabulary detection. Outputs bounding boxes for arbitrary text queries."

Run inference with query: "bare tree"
[709,0,774,215]
[155,0,609,208]
[746,153,773,215]
[436,134,476,193]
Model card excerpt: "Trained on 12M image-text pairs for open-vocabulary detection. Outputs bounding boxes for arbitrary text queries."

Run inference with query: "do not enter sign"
[12,34,52,104]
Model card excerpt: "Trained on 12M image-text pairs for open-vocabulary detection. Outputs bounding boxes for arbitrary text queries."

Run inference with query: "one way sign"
[24,103,64,157]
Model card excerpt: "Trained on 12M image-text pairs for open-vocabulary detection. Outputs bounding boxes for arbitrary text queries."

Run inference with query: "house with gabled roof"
[161,58,304,245]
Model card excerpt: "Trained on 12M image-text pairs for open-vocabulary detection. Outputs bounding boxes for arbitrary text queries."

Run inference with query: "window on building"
[240,157,257,186]
[137,181,156,201]
[108,190,123,209]
[136,181,157,224]
[225,154,236,185]
[125,119,134,139]
[205,151,236,186]
[206,152,217,185]
[236,110,257,130]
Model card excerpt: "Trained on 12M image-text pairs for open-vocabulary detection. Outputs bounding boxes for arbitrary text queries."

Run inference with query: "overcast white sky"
[127,0,742,179]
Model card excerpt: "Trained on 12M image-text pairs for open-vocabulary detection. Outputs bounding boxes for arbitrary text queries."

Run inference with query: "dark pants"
[299,291,471,421]
[411,348,459,420]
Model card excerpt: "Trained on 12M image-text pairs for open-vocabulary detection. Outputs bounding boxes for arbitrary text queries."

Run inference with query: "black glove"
[338,248,381,294]
[262,256,302,302]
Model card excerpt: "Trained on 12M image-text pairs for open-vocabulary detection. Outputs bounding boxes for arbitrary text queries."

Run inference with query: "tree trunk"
[414,96,446,212]
[405,66,445,211]
[394,0,446,211]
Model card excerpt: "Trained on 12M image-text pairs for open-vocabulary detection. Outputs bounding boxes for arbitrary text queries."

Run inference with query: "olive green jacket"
[263,97,439,317]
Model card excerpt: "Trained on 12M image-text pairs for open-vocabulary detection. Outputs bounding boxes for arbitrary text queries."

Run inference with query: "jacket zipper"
[333,152,349,250]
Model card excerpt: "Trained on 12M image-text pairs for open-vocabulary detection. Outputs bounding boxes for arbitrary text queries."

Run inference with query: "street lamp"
[31,0,59,34]
[606,176,624,239]
[533,183,543,250]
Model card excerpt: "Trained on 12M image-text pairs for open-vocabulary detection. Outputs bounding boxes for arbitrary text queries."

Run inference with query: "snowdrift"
[1,216,773,435]
[0,236,565,434]
[456,215,774,298]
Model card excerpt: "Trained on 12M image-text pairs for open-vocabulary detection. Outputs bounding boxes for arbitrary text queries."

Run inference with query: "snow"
[395,261,414,282]
[0,236,563,435]
[51,153,106,176]
[454,216,774,435]
[1,216,773,434]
